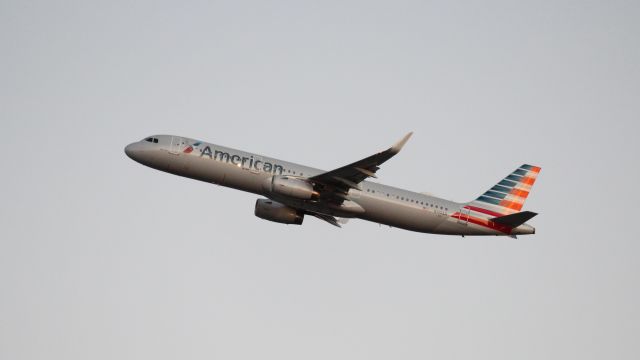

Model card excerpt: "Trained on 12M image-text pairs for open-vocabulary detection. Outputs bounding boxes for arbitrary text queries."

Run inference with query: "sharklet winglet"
[389,132,413,154]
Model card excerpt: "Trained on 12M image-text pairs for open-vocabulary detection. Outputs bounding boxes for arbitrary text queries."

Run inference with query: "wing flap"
[308,212,342,227]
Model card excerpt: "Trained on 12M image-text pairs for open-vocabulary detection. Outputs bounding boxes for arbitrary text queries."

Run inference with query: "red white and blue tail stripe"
[448,164,541,234]
[468,164,541,216]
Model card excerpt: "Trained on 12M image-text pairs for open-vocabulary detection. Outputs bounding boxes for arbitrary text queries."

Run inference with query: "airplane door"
[169,136,183,154]
[457,207,470,225]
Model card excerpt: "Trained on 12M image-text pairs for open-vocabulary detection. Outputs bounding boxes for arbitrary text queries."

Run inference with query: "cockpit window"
[153,138,158,143]
[145,137,159,143]
[145,138,153,142]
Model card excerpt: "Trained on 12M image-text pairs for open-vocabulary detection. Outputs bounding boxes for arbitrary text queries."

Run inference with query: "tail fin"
[468,164,541,216]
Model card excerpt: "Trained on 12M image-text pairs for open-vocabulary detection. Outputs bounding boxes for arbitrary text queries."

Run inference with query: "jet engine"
[262,176,319,200]
[254,199,304,225]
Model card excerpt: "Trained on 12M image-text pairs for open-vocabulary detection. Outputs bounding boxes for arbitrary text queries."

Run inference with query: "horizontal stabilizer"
[490,211,538,228]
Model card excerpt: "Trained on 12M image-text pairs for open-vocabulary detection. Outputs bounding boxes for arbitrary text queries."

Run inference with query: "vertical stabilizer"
[468,164,541,216]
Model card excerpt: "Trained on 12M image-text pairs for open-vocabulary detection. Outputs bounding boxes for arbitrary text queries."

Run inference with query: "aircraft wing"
[309,132,412,195]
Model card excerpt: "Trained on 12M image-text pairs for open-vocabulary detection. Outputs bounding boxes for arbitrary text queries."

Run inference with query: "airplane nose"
[124,142,141,159]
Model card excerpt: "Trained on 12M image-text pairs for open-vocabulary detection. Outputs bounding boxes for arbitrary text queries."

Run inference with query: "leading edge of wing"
[309,132,413,191]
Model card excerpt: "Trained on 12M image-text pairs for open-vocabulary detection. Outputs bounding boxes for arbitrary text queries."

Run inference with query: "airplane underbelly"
[219,164,266,194]
[355,196,502,235]
[169,155,270,195]
[356,197,441,232]
[180,156,225,184]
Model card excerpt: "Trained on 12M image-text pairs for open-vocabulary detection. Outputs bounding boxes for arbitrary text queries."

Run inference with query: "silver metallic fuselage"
[125,135,535,236]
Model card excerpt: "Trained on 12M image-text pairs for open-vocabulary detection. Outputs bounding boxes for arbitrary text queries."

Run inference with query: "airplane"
[124,133,540,237]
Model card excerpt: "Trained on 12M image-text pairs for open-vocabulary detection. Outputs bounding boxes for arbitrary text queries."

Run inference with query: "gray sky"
[1,0,639,359]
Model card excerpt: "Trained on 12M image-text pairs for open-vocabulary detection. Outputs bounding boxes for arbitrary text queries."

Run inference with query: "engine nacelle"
[262,176,319,200]
[254,199,304,225]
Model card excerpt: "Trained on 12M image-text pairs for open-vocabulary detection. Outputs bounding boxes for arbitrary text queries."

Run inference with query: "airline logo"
[183,141,202,154]
[474,164,541,214]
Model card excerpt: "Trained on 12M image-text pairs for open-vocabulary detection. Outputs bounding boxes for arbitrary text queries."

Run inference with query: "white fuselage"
[125,135,535,236]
